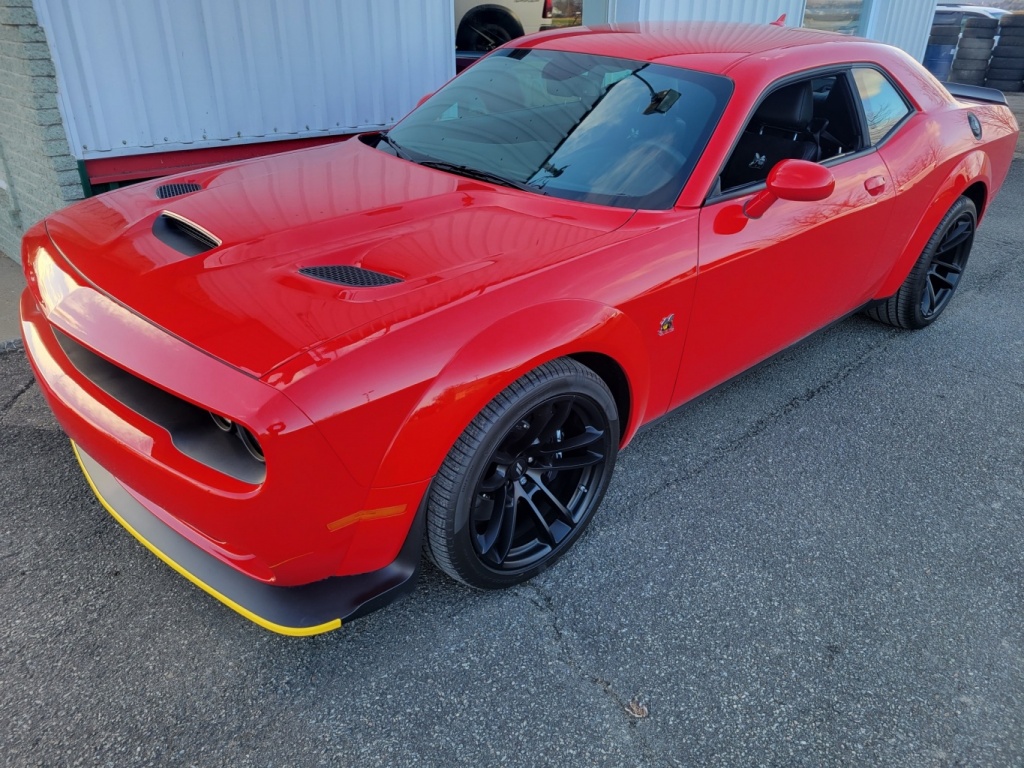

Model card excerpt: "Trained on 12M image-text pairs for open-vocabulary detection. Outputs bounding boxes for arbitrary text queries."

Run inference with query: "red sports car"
[20,22,1018,635]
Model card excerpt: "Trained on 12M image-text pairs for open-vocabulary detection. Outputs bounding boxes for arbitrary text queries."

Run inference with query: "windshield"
[383,49,732,209]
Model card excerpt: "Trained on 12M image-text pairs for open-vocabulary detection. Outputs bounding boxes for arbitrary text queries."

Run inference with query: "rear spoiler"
[943,81,1009,106]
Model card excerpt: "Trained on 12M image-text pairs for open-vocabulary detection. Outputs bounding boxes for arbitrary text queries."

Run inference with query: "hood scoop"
[152,212,221,256]
[299,265,403,287]
[156,182,202,199]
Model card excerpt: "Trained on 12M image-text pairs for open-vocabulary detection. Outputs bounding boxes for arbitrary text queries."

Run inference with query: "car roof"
[514,21,867,69]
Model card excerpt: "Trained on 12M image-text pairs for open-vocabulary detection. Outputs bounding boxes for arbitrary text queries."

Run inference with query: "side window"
[852,68,911,145]
[719,72,863,193]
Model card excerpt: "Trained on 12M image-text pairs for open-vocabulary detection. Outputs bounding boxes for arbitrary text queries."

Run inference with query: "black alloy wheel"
[919,206,974,320]
[865,196,977,330]
[426,359,619,589]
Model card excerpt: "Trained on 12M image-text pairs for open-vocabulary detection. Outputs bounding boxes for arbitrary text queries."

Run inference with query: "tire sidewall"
[433,362,619,589]
[904,197,977,329]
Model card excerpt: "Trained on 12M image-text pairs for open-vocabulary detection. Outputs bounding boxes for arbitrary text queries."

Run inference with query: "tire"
[987,68,1024,80]
[990,56,1024,70]
[951,59,988,70]
[425,358,619,589]
[993,44,1024,57]
[456,11,522,52]
[957,37,994,50]
[997,27,1024,38]
[950,66,986,77]
[964,18,998,30]
[950,48,991,60]
[1000,13,1024,27]
[929,35,960,46]
[986,79,1024,92]
[864,197,976,330]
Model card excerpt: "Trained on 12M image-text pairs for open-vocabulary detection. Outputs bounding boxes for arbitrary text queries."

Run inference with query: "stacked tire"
[924,15,961,81]
[950,17,997,87]
[987,13,1024,93]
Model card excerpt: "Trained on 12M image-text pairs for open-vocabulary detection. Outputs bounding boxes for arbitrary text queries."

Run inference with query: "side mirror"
[743,159,835,219]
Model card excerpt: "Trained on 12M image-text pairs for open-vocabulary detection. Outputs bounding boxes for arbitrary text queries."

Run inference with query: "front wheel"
[426,359,619,589]
[865,196,976,330]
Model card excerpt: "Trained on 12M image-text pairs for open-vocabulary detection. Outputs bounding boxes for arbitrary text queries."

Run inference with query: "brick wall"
[0,0,83,264]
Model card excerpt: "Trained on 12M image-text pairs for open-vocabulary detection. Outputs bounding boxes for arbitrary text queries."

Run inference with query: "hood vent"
[299,265,402,287]
[152,212,221,256]
[156,182,202,199]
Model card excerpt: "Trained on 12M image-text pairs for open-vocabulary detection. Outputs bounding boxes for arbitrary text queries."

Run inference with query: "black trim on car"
[76,443,424,636]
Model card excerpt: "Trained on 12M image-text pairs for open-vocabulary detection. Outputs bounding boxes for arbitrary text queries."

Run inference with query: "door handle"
[864,175,887,196]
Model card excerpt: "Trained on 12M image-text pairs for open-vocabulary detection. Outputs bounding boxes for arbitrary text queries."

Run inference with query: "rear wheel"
[865,196,976,330]
[426,359,619,589]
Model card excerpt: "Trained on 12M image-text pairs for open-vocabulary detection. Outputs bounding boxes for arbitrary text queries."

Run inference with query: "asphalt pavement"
[2,162,1024,766]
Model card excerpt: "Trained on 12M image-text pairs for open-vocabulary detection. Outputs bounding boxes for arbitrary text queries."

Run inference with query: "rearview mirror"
[743,159,836,219]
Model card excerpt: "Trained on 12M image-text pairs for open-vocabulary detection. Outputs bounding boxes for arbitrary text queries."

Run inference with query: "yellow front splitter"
[72,442,422,636]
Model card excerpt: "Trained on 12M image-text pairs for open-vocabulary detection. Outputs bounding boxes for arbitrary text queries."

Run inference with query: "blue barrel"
[924,43,956,81]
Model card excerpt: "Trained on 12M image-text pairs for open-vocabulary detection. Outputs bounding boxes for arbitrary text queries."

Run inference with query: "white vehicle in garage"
[455,0,554,50]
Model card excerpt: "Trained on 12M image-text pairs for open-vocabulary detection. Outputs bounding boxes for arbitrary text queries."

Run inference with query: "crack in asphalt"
[1,375,35,417]
[518,582,658,762]
[619,326,902,518]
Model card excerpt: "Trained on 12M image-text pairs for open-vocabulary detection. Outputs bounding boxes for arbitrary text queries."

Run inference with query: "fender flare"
[371,299,651,489]
[874,150,991,300]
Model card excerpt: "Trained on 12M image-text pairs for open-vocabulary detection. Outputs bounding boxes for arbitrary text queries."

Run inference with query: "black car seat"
[721,81,819,190]
[812,77,861,159]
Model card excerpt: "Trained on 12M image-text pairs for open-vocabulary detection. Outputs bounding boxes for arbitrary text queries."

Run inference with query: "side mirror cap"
[744,159,836,219]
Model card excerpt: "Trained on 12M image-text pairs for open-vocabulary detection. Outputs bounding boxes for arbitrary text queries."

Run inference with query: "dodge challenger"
[20,21,1019,634]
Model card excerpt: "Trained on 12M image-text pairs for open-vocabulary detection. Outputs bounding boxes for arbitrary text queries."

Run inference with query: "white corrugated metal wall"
[862,1,934,62]
[584,0,935,60]
[33,0,455,161]
[585,0,807,26]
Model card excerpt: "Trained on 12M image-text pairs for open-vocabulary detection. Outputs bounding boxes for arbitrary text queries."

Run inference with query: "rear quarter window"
[853,68,911,145]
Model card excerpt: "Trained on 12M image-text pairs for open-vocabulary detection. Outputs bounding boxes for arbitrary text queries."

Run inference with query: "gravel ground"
[1,162,1022,767]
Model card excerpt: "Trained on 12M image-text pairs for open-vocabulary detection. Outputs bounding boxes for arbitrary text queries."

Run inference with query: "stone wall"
[0,0,83,263]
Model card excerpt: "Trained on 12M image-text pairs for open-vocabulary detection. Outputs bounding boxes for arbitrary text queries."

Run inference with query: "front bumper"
[19,224,431,628]
[74,442,422,635]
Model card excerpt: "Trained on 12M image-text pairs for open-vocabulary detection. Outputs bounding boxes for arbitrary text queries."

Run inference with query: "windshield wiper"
[378,131,413,161]
[418,160,541,194]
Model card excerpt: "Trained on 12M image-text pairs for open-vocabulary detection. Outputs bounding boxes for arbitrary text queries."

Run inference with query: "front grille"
[299,265,402,287]
[53,329,265,484]
[156,182,202,199]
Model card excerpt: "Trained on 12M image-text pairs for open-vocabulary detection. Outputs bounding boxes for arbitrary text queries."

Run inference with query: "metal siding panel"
[609,0,806,25]
[35,0,454,160]
[862,0,934,61]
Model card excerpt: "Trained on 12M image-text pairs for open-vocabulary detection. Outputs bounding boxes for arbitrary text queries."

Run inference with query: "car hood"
[44,139,634,377]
